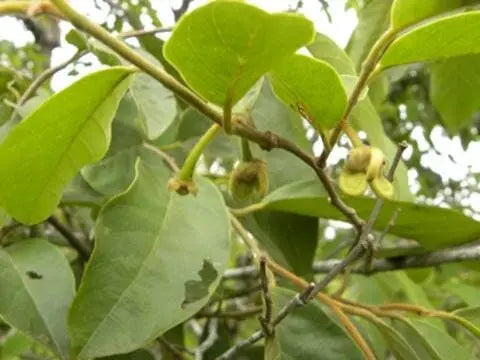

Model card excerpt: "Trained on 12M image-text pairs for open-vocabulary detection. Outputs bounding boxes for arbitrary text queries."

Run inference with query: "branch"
[195,319,218,360]
[119,26,174,39]
[223,243,480,278]
[0,1,62,18]
[10,50,85,121]
[47,216,91,260]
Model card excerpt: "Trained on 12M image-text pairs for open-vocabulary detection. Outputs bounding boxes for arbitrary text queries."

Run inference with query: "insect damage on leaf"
[182,259,218,308]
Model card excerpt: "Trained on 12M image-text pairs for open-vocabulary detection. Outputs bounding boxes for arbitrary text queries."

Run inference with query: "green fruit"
[229,159,269,201]
[370,175,394,200]
[339,170,368,197]
[345,145,371,173]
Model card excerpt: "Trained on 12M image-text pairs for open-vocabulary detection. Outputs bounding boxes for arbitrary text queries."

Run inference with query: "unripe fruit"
[370,174,394,200]
[339,170,367,197]
[229,159,268,201]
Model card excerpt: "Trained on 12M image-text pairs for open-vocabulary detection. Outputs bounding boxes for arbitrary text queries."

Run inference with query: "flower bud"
[345,145,371,173]
[229,159,269,201]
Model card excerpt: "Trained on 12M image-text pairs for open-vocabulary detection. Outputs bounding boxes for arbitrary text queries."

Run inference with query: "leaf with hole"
[163,1,314,106]
[69,157,230,360]
[0,239,75,360]
[0,67,133,224]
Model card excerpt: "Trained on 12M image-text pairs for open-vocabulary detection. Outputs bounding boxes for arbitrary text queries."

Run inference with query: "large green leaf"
[163,1,314,106]
[129,73,176,140]
[69,158,230,360]
[393,318,471,360]
[0,239,75,359]
[269,54,347,131]
[306,33,412,201]
[266,287,363,359]
[390,0,463,29]
[257,180,480,249]
[430,54,480,133]
[380,12,480,69]
[0,67,133,224]
[346,0,393,69]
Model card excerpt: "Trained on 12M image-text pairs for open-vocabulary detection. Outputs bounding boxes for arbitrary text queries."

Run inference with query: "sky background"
[0,0,479,216]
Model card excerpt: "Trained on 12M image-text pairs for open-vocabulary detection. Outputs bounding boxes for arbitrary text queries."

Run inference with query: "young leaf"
[267,287,364,359]
[307,33,356,75]
[380,12,480,69]
[269,54,347,131]
[69,158,230,360]
[130,73,177,140]
[390,0,463,30]
[0,67,133,224]
[163,1,314,106]
[0,239,75,360]
[259,180,480,249]
[430,54,480,133]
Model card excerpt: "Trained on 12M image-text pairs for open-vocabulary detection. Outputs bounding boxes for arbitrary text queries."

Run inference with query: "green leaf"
[390,0,463,30]
[393,318,471,359]
[65,29,87,51]
[243,212,318,279]
[346,0,393,69]
[69,158,230,360]
[443,282,480,306]
[269,54,347,131]
[380,12,480,69]
[267,287,363,359]
[0,239,75,359]
[307,33,356,75]
[0,67,133,224]
[430,54,480,133]
[369,317,421,360]
[259,180,480,249]
[0,331,33,360]
[130,73,177,140]
[163,1,314,106]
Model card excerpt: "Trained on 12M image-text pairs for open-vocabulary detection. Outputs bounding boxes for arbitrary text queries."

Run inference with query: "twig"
[195,318,219,360]
[119,26,174,39]
[215,283,315,360]
[258,256,273,335]
[142,143,180,172]
[10,50,85,121]
[196,306,262,319]
[230,214,261,257]
[47,216,91,259]
[223,243,480,278]
[157,337,192,359]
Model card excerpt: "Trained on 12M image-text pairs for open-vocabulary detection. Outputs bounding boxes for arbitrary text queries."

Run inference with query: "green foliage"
[381,12,480,69]
[0,239,75,359]
[163,1,314,105]
[0,67,133,224]
[261,180,480,249]
[267,288,364,359]
[430,54,480,133]
[270,54,347,131]
[0,0,479,359]
[69,158,230,359]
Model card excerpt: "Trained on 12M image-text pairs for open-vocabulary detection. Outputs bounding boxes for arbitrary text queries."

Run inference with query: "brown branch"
[119,26,174,39]
[0,1,62,18]
[258,256,273,335]
[47,216,91,260]
[196,307,262,319]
